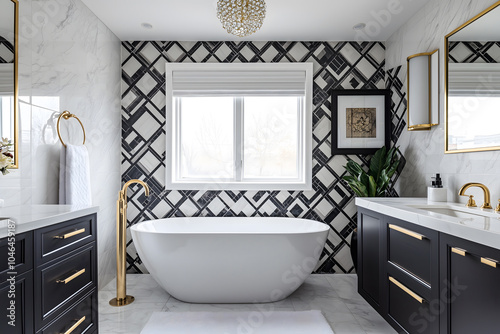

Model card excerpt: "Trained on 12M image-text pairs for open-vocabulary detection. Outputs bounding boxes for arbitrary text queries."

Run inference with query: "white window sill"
[166,181,312,191]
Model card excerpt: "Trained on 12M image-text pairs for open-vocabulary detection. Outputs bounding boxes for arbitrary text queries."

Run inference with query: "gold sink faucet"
[458,183,492,209]
[110,179,150,307]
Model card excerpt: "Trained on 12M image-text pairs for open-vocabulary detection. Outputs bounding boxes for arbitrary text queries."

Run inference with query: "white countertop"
[0,205,99,238]
[356,197,500,251]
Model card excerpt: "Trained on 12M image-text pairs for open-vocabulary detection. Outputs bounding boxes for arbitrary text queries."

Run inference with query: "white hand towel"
[59,147,66,204]
[59,144,92,206]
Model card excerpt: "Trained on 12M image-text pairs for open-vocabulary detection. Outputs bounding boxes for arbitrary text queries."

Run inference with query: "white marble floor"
[98,274,397,334]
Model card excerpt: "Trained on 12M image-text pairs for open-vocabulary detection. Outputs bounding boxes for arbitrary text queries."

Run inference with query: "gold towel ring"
[57,110,86,148]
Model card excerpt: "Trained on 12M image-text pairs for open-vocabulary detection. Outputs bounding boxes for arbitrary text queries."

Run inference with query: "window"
[166,63,312,190]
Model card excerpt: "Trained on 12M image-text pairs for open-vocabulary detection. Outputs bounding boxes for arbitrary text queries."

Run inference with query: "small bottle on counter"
[428,173,447,202]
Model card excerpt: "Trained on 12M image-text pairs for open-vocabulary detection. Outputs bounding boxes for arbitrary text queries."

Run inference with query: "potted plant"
[343,146,402,270]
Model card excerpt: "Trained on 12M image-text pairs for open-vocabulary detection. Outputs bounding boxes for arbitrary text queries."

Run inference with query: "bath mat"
[141,310,334,334]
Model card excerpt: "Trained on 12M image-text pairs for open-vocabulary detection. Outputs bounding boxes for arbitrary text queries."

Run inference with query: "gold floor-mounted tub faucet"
[109,179,150,307]
[458,182,492,209]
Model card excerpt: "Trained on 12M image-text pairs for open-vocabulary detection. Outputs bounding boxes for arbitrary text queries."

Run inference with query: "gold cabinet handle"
[451,247,467,256]
[389,224,425,240]
[56,269,85,284]
[61,316,86,334]
[54,228,86,240]
[481,257,498,268]
[389,276,424,304]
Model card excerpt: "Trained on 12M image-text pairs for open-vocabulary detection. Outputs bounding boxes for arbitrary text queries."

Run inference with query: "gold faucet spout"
[120,179,150,200]
[458,182,492,209]
[110,179,150,307]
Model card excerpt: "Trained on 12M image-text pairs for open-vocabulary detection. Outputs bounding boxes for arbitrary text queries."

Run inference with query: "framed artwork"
[331,89,391,155]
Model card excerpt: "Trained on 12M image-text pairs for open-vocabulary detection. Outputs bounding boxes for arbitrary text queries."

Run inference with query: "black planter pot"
[350,228,358,271]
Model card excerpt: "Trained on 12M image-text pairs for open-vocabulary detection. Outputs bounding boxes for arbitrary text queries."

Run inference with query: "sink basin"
[406,204,500,233]
[418,207,489,219]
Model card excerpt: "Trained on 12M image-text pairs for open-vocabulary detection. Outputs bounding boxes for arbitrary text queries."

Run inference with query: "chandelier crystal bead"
[217,0,266,37]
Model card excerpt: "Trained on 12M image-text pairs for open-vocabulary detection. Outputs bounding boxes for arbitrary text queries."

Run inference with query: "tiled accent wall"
[449,41,500,63]
[386,66,407,143]
[121,41,403,274]
[0,36,14,63]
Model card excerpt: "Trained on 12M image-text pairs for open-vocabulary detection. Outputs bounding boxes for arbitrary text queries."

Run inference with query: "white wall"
[386,0,500,205]
[0,0,122,289]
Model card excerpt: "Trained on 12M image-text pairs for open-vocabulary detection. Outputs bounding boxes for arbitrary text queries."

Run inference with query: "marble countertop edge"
[0,205,99,239]
[355,197,500,251]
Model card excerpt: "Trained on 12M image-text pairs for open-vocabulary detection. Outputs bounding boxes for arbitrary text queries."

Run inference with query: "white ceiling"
[81,0,431,41]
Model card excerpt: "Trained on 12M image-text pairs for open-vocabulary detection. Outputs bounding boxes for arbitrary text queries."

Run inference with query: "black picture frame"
[331,89,391,155]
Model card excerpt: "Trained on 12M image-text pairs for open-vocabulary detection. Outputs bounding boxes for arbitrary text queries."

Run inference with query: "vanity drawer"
[388,276,433,334]
[0,270,34,334]
[387,220,437,284]
[38,290,97,334]
[0,231,33,281]
[35,243,96,328]
[35,214,96,265]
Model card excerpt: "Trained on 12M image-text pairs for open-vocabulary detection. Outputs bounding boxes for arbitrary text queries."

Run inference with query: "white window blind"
[169,63,309,96]
[0,64,14,96]
[448,63,500,97]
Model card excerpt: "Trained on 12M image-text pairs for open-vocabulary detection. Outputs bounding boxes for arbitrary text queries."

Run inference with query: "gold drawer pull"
[389,224,425,240]
[389,276,424,304]
[61,316,86,334]
[481,257,498,268]
[54,228,86,240]
[56,269,86,284]
[451,247,467,256]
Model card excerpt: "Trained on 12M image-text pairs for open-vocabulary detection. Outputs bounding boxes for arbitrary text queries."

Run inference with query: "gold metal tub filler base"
[109,295,135,307]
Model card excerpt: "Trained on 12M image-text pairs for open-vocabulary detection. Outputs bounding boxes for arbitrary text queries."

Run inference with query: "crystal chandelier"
[217,0,266,37]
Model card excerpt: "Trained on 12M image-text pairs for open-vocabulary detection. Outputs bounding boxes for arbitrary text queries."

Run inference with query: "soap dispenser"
[427,173,447,202]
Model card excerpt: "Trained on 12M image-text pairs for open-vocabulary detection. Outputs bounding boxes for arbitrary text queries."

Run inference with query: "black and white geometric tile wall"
[386,65,407,145]
[449,41,500,63]
[0,36,14,63]
[121,41,405,274]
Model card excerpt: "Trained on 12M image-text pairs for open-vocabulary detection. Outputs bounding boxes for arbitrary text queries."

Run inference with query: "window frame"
[166,63,313,191]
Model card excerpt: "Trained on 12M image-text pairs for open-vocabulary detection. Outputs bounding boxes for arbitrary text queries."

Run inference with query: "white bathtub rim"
[130,217,330,235]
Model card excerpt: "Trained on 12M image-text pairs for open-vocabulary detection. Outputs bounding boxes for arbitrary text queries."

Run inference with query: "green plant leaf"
[344,160,363,178]
[386,159,400,179]
[384,146,396,169]
[342,146,403,198]
[376,169,390,196]
[354,182,368,197]
[343,175,359,184]
[348,181,367,197]
[369,146,386,182]
[377,169,390,189]
[343,176,368,197]
[368,175,377,197]
[359,171,369,185]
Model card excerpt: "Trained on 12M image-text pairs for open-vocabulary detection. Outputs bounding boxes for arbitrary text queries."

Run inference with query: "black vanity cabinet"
[0,271,34,334]
[357,207,500,334]
[357,209,385,311]
[439,234,500,334]
[358,208,440,334]
[385,217,440,334]
[0,213,98,333]
[0,232,34,334]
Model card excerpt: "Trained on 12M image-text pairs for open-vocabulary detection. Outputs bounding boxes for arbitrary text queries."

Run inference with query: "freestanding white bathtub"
[130,217,329,303]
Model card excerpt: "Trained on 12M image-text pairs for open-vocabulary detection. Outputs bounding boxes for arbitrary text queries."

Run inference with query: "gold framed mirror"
[0,0,18,168]
[445,1,500,153]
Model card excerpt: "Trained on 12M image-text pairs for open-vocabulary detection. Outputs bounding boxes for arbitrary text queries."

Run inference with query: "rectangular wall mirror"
[445,1,500,153]
[0,0,18,167]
